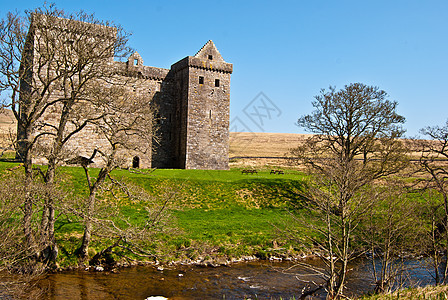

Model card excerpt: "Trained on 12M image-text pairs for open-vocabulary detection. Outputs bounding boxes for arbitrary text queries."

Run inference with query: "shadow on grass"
[0,157,20,162]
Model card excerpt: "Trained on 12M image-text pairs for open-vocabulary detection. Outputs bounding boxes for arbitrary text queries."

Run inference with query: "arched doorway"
[132,156,140,169]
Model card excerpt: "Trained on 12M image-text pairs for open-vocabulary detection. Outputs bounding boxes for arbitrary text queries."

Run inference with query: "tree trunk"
[443,194,448,284]
[77,150,116,262]
[78,189,97,261]
[22,128,35,249]
[40,100,73,261]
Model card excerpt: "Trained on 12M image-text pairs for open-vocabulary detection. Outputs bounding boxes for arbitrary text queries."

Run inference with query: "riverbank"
[0,160,434,270]
[22,258,445,300]
[0,159,446,299]
[359,284,448,299]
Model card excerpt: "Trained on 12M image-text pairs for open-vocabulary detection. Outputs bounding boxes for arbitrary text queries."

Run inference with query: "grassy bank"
[359,285,448,299]
[0,161,313,267]
[2,160,447,299]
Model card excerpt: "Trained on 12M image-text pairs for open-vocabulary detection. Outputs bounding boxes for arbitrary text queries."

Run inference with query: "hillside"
[229,131,310,167]
[229,132,310,158]
[0,112,422,168]
[0,110,309,160]
[0,109,16,149]
[0,109,15,129]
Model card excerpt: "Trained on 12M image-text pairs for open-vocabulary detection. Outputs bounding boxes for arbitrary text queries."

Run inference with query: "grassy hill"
[0,110,419,166]
[229,131,311,167]
[0,109,308,163]
[0,108,15,130]
[0,109,15,149]
[0,161,312,267]
[229,132,310,158]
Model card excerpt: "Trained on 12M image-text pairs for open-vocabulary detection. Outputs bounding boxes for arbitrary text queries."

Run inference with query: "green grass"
[113,167,306,182]
[112,168,308,210]
[358,285,448,299]
[1,161,439,268]
[0,151,16,160]
[167,207,303,260]
[0,161,311,266]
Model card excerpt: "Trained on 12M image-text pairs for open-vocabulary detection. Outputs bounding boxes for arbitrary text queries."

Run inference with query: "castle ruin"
[18,15,232,170]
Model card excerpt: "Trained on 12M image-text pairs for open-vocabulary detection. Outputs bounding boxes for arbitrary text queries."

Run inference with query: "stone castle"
[18,15,232,170]
[124,41,233,170]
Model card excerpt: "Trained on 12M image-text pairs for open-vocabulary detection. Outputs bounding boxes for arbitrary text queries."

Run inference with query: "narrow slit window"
[209,110,212,119]
[215,79,220,87]
[199,76,204,84]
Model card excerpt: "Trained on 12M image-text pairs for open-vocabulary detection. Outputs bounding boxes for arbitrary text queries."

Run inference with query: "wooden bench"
[242,169,258,175]
[270,170,284,175]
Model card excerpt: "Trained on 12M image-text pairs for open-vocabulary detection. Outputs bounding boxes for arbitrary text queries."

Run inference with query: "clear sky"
[2,0,447,137]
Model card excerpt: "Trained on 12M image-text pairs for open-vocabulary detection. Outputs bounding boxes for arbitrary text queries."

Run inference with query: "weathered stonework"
[18,16,232,170]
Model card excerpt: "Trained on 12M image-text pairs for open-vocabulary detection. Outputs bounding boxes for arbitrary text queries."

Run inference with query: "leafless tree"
[69,180,174,267]
[362,181,418,293]
[0,4,133,261]
[417,120,448,283]
[70,85,157,262]
[0,170,61,298]
[415,188,446,285]
[290,83,408,299]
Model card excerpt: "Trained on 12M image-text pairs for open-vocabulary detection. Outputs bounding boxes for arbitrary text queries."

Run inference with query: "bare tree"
[0,5,132,260]
[0,170,62,298]
[71,85,156,262]
[362,181,418,293]
[291,83,408,299]
[415,188,446,285]
[418,120,448,283]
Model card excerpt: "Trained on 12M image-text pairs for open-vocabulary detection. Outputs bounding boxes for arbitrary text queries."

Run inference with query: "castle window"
[208,55,213,60]
[209,110,212,119]
[215,79,220,87]
[199,76,204,84]
[132,156,140,169]
[134,59,138,66]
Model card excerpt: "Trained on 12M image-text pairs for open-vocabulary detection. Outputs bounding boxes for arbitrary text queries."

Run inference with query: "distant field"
[0,109,15,129]
[229,132,309,158]
[0,109,15,149]
[0,110,419,167]
[0,109,307,159]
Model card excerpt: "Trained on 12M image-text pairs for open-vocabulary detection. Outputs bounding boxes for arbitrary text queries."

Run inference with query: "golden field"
[1,109,423,168]
[229,131,309,157]
[229,131,310,167]
[0,109,15,149]
[0,108,307,160]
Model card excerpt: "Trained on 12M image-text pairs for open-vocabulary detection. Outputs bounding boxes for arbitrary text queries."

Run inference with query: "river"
[35,258,436,299]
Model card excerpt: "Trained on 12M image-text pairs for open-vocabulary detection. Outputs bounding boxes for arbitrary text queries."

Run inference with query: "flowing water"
[35,258,436,299]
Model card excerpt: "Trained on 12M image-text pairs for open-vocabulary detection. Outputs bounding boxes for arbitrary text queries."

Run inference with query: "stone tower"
[171,41,233,170]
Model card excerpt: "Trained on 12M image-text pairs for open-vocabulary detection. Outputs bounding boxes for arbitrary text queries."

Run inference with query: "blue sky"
[2,0,447,137]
